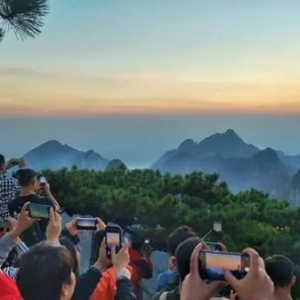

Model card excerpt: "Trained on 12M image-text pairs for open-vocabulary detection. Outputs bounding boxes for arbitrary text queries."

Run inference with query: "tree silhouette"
[0,0,48,42]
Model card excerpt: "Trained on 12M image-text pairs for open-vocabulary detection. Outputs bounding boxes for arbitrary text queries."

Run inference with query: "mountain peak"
[197,129,258,158]
[251,148,280,165]
[178,139,196,151]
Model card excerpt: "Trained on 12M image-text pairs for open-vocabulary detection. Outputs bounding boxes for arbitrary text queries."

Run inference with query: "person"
[129,235,153,300]
[0,272,21,300]
[180,242,274,300]
[156,226,197,292]
[0,215,32,278]
[90,230,135,300]
[0,155,24,221]
[17,243,76,300]
[265,255,295,300]
[8,168,60,246]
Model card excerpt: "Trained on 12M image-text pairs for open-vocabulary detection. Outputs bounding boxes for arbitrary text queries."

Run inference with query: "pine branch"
[0,0,49,40]
[0,26,4,41]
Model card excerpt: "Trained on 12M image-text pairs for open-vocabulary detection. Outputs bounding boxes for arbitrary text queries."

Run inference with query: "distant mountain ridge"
[152,129,300,203]
[22,130,300,205]
[24,140,125,171]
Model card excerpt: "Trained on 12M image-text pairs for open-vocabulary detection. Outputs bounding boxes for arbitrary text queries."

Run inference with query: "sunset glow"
[1,1,300,118]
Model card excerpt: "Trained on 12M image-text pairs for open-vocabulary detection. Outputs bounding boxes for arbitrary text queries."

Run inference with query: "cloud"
[1,66,300,117]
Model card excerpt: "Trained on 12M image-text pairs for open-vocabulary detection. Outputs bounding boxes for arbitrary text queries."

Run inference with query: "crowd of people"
[0,154,297,300]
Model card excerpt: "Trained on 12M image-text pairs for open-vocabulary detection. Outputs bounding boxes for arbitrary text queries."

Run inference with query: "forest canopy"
[42,166,300,262]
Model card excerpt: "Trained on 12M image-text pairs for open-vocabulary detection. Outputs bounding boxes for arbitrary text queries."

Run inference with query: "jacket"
[90,266,134,300]
[72,267,102,300]
[0,273,21,300]
[129,248,153,300]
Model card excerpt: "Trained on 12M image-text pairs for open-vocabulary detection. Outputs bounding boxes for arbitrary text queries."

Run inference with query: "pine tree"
[0,0,48,42]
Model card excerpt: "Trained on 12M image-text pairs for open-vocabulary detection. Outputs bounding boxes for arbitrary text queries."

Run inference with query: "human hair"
[16,243,75,300]
[265,255,295,288]
[131,234,145,251]
[175,236,201,281]
[0,154,5,169]
[16,169,37,187]
[167,225,197,256]
[59,237,79,279]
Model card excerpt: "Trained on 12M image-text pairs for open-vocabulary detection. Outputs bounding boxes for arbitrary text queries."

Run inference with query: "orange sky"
[1,67,300,117]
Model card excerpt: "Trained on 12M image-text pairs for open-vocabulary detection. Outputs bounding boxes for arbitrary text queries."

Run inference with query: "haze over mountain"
[24,140,126,171]
[152,129,300,203]
[21,129,300,205]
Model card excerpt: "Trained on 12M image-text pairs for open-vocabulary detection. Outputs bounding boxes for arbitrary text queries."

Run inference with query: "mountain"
[106,159,127,171]
[24,140,110,171]
[289,168,300,206]
[196,129,259,158]
[152,129,299,201]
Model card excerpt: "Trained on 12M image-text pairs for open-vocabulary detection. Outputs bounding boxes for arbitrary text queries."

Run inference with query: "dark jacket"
[73,267,102,300]
[150,286,179,300]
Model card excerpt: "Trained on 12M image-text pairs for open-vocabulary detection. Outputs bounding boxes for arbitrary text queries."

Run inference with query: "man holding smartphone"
[8,168,60,246]
[0,155,25,221]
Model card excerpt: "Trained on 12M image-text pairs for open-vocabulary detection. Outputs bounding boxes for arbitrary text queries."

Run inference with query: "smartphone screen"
[76,218,97,230]
[200,251,249,280]
[40,176,46,184]
[28,203,51,219]
[105,226,122,258]
[106,232,121,247]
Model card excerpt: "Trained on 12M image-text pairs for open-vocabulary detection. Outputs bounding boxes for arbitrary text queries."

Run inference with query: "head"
[0,154,5,173]
[265,255,296,290]
[131,234,145,251]
[59,237,80,279]
[167,225,197,256]
[16,243,76,300]
[16,169,40,193]
[175,236,201,282]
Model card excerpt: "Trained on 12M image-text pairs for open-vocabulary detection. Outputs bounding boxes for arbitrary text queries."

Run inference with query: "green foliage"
[42,167,300,257]
[43,166,300,296]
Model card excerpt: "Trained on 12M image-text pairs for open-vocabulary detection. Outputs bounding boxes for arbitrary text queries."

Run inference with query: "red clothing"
[0,273,21,300]
[129,249,153,300]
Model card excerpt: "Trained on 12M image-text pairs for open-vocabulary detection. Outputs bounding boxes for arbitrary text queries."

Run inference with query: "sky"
[1,0,300,167]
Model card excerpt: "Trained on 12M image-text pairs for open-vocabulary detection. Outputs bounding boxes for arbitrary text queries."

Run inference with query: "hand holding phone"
[28,203,51,219]
[40,176,47,186]
[75,218,97,231]
[105,225,122,259]
[199,251,250,281]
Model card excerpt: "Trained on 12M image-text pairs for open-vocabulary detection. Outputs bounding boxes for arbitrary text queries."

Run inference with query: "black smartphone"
[76,218,97,230]
[11,160,19,166]
[206,242,222,251]
[105,225,122,259]
[28,203,51,219]
[199,251,250,281]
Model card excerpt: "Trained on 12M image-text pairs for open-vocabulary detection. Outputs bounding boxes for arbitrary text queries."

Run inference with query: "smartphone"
[105,226,122,259]
[11,160,19,166]
[206,242,222,251]
[200,251,250,281]
[40,176,47,186]
[145,239,150,245]
[28,203,51,219]
[76,218,97,230]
